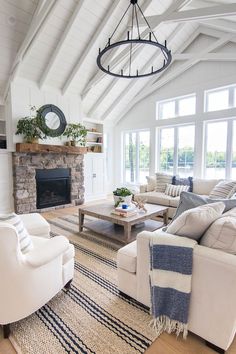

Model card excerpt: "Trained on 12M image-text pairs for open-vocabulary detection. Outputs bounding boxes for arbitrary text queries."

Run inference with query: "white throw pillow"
[146,176,156,192]
[165,183,189,197]
[209,180,236,199]
[0,213,33,254]
[166,202,225,240]
[201,216,236,254]
[155,172,172,193]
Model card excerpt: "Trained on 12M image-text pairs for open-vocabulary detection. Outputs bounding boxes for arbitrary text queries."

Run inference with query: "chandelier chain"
[107,3,131,46]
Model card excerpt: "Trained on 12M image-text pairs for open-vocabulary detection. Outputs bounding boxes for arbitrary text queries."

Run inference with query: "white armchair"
[0,214,74,338]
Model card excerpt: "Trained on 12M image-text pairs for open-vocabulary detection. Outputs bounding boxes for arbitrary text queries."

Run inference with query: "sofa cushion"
[193,178,221,195]
[172,191,236,221]
[155,172,172,192]
[200,215,236,254]
[0,213,33,253]
[135,192,179,207]
[165,183,189,197]
[172,176,193,192]
[146,176,156,192]
[209,180,236,199]
[117,241,137,273]
[166,202,225,240]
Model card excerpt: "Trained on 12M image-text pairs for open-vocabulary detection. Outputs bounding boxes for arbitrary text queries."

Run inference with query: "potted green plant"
[113,187,133,207]
[63,123,88,146]
[16,106,43,143]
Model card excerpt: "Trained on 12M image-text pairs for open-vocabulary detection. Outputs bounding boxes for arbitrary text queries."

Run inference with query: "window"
[157,94,196,120]
[124,130,150,184]
[159,125,195,177]
[205,84,236,112]
[205,121,227,179]
[232,121,236,179]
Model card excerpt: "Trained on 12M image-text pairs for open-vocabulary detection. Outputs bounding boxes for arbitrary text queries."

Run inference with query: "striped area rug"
[10,213,156,354]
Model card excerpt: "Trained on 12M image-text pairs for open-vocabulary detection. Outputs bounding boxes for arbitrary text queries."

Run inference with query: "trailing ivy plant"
[16,106,43,143]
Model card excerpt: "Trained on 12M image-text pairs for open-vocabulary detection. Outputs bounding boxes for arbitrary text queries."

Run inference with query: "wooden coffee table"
[79,203,168,244]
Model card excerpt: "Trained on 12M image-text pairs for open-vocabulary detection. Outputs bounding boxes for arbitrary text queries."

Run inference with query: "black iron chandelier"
[97,0,172,79]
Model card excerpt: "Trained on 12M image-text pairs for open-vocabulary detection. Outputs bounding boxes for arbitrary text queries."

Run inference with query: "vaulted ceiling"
[1,0,236,123]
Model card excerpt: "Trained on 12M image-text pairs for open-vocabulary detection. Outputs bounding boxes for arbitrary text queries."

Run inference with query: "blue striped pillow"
[0,213,33,254]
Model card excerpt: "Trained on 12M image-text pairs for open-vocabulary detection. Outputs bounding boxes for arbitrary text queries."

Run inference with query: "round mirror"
[37,104,67,137]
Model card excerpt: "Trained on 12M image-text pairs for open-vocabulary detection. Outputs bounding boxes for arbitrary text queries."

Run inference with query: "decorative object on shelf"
[97,0,172,79]
[36,104,67,138]
[133,196,147,212]
[16,106,43,144]
[63,123,88,147]
[113,187,133,207]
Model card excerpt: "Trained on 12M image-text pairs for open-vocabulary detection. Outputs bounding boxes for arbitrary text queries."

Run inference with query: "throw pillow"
[172,191,236,221]
[172,176,193,192]
[165,183,189,197]
[209,180,236,199]
[166,202,225,240]
[155,172,172,193]
[0,213,33,254]
[146,176,156,192]
[201,216,236,254]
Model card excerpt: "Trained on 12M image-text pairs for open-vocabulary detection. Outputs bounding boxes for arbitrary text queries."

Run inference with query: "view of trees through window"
[160,125,195,177]
[124,131,150,184]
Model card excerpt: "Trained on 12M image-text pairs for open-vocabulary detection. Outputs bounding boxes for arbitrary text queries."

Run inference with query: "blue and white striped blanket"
[149,233,197,338]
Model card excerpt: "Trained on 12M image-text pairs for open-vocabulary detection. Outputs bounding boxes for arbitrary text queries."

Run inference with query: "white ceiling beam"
[3,0,57,100]
[174,53,236,61]
[116,33,235,123]
[100,24,188,121]
[81,0,153,100]
[62,0,122,95]
[39,0,86,90]
[200,19,236,34]
[144,4,236,27]
[81,0,191,99]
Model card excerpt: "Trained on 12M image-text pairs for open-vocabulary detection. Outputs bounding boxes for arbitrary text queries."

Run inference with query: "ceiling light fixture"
[97,0,172,79]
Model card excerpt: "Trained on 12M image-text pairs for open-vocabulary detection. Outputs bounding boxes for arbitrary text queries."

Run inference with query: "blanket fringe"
[150,316,188,339]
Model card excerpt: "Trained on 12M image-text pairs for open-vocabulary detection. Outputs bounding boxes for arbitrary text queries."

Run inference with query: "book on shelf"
[115,205,136,213]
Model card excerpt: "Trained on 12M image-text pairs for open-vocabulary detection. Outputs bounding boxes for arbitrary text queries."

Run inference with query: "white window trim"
[122,129,151,185]
[156,93,196,120]
[157,124,195,176]
[204,84,236,113]
[204,118,235,180]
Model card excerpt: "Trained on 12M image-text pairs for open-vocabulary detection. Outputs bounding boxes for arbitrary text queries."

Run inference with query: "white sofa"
[136,178,222,218]
[0,213,74,338]
[117,230,236,353]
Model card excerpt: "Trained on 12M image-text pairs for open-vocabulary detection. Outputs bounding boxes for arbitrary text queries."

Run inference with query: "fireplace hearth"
[36,168,71,209]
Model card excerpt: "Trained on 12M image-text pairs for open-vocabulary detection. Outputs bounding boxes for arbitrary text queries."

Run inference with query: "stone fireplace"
[12,146,85,213]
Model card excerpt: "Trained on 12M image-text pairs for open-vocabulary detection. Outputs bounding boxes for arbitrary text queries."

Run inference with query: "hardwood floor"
[1,202,236,354]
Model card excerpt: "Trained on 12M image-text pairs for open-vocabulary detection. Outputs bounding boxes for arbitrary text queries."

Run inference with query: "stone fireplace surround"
[12,151,84,214]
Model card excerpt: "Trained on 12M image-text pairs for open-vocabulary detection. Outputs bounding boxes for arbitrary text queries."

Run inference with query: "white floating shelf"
[86,142,103,145]
[87,131,103,135]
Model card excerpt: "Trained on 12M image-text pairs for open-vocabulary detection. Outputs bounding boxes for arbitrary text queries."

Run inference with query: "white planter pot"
[113,195,132,206]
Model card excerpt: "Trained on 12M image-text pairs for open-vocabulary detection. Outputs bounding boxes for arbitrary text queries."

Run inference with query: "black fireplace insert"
[36,168,71,209]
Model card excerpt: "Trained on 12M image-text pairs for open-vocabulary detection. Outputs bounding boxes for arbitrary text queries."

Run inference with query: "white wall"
[11,77,83,146]
[0,77,84,212]
[114,61,236,186]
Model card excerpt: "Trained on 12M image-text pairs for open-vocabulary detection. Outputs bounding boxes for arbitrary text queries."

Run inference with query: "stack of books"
[111,205,137,218]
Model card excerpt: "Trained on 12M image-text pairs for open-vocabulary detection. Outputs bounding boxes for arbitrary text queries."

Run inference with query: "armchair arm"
[25,236,69,267]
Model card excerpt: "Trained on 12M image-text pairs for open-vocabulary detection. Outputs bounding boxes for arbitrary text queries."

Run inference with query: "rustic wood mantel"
[15,143,87,155]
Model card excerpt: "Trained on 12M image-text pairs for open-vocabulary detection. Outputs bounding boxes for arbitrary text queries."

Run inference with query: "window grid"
[205,84,236,112]
[157,94,196,120]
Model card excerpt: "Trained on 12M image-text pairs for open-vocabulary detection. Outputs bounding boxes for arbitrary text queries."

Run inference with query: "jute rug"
[10,214,156,354]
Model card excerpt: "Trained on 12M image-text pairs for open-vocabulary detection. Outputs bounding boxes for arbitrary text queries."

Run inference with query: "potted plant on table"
[63,123,88,146]
[16,106,43,143]
[113,187,133,207]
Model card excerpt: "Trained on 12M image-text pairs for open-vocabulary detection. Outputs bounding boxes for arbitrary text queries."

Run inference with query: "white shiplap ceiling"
[0,0,236,121]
